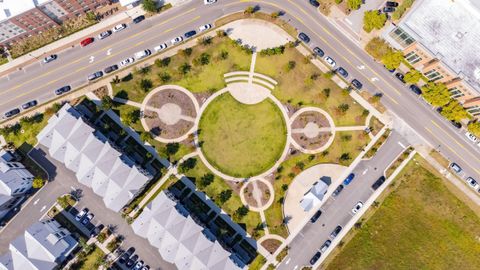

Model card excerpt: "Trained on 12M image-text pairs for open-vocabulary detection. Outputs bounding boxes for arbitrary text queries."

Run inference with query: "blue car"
[343,173,355,185]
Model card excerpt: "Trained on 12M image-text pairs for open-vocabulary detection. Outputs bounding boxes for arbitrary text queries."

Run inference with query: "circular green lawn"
[199,93,287,178]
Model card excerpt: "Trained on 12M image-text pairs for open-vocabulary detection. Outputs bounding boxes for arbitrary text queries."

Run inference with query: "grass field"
[199,93,287,177]
[255,46,367,126]
[112,36,251,102]
[181,157,263,238]
[326,156,480,270]
[78,246,105,270]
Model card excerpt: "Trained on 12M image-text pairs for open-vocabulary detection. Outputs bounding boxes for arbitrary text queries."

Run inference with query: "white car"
[466,177,479,189]
[98,30,112,40]
[465,132,478,143]
[351,201,363,214]
[154,43,168,52]
[324,56,336,68]
[199,24,212,32]
[171,36,183,45]
[112,23,127,33]
[204,0,216,4]
[75,208,88,221]
[120,57,135,67]
[134,49,151,60]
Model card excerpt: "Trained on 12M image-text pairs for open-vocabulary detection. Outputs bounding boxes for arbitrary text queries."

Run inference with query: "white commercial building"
[37,104,152,212]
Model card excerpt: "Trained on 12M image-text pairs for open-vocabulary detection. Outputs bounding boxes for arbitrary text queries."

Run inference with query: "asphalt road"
[278,131,409,270]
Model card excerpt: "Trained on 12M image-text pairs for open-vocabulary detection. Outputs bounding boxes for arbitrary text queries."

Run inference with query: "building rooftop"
[400,0,480,92]
[36,104,152,212]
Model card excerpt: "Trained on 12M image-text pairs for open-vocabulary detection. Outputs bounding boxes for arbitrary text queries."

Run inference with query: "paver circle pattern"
[141,85,199,143]
[239,178,275,211]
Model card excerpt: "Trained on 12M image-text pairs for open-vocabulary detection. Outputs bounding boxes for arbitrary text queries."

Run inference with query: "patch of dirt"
[261,238,282,254]
[243,182,258,208]
[93,86,108,99]
[292,132,332,150]
[144,111,194,139]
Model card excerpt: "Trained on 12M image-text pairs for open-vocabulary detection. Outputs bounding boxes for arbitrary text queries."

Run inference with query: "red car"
[80,37,94,47]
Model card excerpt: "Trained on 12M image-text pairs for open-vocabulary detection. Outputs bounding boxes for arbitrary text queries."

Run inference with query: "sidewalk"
[0,6,145,77]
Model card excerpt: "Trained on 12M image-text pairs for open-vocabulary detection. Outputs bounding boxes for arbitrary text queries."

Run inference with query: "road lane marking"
[40,205,46,212]
[362,168,368,175]
[371,77,379,82]
[285,258,291,264]
[425,127,480,174]
[2,7,197,94]
[89,56,95,63]
[430,120,467,150]
[107,48,112,56]
[33,199,39,205]
[357,65,365,70]
[398,141,406,149]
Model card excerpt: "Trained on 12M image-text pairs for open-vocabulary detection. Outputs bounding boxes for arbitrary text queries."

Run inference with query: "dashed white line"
[33,199,39,205]
[362,168,368,175]
[285,258,291,265]
[40,205,46,212]
[398,141,406,149]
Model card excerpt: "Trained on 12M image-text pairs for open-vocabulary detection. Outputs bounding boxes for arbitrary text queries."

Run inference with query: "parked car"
[449,162,462,174]
[409,84,422,95]
[141,265,150,270]
[336,67,348,78]
[204,0,216,4]
[330,225,342,239]
[126,254,139,267]
[343,173,355,185]
[332,184,344,197]
[90,224,104,237]
[120,57,135,67]
[324,56,336,68]
[184,30,197,38]
[133,15,145,24]
[43,54,57,63]
[313,47,324,57]
[395,72,405,83]
[134,49,151,60]
[351,79,363,89]
[119,253,129,264]
[112,23,127,32]
[465,132,478,143]
[154,43,168,52]
[386,1,399,7]
[384,65,395,73]
[134,260,144,270]
[199,24,212,32]
[4,108,20,118]
[310,210,322,223]
[98,30,112,40]
[54,85,71,95]
[80,37,94,47]
[383,6,395,12]
[87,71,103,81]
[309,251,321,265]
[351,201,364,214]
[309,0,320,7]
[450,121,462,129]
[75,208,88,221]
[298,32,310,43]
[104,64,118,74]
[81,213,94,225]
[320,240,331,253]
[171,36,183,44]
[466,177,479,189]
[21,100,38,110]
[371,176,386,190]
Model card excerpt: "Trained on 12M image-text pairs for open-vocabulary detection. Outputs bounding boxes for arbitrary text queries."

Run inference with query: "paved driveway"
[0,146,175,270]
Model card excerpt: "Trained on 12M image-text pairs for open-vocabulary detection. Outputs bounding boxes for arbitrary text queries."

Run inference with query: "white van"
[134,49,151,60]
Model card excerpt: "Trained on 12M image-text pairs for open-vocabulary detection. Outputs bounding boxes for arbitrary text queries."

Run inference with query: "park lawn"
[79,246,105,270]
[112,36,251,103]
[326,156,480,270]
[265,131,370,237]
[255,46,367,126]
[199,93,287,178]
[182,157,263,238]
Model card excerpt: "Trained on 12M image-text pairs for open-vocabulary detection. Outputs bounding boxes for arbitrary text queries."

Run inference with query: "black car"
[336,67,348,78]
[450,121,462,129]
[184,30,197,38]
[330,225,342,239]
[386,1,399,7]
[133,15,145,24]
[371,176,386,190]
[351,79,363,89]
[310,251,321,265]
[54,85,71,95]
[21,100,38,110]
[313,47,324,57]
[332,184,344,197]
[395,72,405,83]
[310,210,322,223]
[383,7,395,12]
[87,71,103,81]
[90,224,104,237]
[4,108,20,118]
[104,64,119,74]
[298,32,311,43]
[409,84,422,95]
[126,254,138,267]
[309,0,320,7]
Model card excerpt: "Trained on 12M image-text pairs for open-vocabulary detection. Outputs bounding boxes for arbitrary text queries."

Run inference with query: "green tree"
[101,96,114,111]
[142,0,157,13]
[179,63,191,74]
[179,158,197,173]
[440,100,470,122]
[347,0,362,10]
[123,109,140,125]
[220,50,229,60]
[270,11,281,18]
[286,61,296,71]
[159,72,171,83]
[198,173,214,188]
[338,103,350,113]
[234,206,249,219]
[140,132,152,142]
[156,57,171,67]
[198,53,211,65]
[363,10,387,33]
[421,82,450,107]
[365,37,391,60]
[217,190,232,204]
[403,69,422,84]
[468,122,480,137]
[340,152,351,161]
[181,48,193,57]
[139,79,153,92]
[323,88,331,98]
[381,49,403,70]
[166,143,180,155]
[244,6,255,14]
[32,178,44,189]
